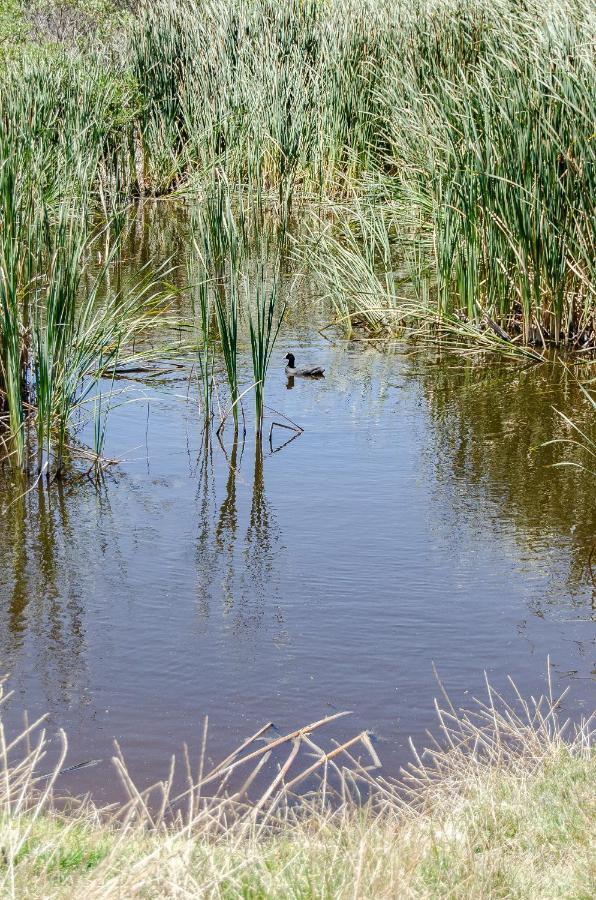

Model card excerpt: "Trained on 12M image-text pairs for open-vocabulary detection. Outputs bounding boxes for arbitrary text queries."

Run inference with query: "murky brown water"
[0,204,594,803]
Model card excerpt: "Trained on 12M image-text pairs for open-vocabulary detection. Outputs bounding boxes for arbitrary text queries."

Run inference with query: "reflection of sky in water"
[0,212,594,804]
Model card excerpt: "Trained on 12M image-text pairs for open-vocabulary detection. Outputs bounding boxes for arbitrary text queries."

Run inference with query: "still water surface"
[0,210,594,802]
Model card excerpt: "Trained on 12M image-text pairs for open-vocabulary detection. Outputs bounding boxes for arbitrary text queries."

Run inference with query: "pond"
[0,204,594,804]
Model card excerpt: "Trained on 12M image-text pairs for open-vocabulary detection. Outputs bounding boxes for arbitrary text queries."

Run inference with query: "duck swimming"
[284,352,325,377]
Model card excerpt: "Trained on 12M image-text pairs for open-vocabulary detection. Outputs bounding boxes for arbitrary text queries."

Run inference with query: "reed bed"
[3,2,593,335]
[1,0,595,469]
[0,667,593,898]
[129,0,596,348]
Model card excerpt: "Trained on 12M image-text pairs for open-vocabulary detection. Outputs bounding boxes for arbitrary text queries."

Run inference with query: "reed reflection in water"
[0,478,90,709]
[418,356,595,609]
[195,432,286,640]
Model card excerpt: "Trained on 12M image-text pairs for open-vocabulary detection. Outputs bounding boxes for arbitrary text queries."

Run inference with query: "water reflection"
[215,435,240,552]
[195,434,284,637]
[4,480,28,645]
[241,439,281,628]
[0,477,89,707]
[216,434,240,616]
[419,356,595,605]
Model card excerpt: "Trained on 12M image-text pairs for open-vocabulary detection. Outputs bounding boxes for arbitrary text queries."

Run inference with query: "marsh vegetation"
[1,0,594,472]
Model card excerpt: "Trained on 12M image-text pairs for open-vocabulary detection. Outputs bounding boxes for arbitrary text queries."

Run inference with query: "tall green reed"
[189,177,290,435]
[0,139,38,469]
[189,179,248,430]
[249,266,286,435]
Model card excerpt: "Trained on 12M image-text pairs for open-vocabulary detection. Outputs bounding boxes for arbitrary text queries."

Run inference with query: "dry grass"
[0,667,593,898]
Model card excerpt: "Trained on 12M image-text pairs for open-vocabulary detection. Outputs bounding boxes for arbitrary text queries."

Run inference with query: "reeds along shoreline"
[1,0,594,346]
[0,669,593,898]
[0,160,170,476]
[1,0,595,467]
[94,0,596,348]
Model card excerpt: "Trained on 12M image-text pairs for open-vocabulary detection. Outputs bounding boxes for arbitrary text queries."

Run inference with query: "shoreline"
[2,672,593,898]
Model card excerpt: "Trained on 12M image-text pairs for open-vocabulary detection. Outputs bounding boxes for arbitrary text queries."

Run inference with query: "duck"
[284,352,325,377]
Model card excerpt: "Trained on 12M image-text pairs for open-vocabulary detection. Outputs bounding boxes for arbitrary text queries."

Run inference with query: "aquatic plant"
[1,0,594,466]
[189,237,216,428]
[214,274,240,431]
[189,177,291,436]
[33,221,167,479]
[0,138,38,469]
[190,180,249,431]
[0,176,169,477]
[248,267,286,435]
